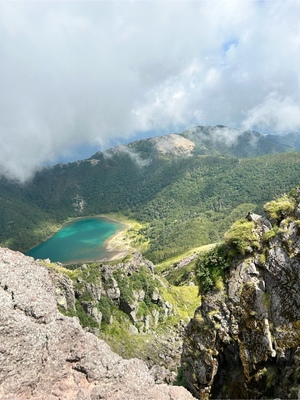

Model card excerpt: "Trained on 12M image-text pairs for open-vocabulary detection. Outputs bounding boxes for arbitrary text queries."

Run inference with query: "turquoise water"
[27,217,123,264]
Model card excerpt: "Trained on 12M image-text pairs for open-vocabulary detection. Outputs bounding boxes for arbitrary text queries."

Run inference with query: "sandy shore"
[104,218,133,260]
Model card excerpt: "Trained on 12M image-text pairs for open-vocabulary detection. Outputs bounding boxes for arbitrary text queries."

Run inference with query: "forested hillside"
[1,126,300,262]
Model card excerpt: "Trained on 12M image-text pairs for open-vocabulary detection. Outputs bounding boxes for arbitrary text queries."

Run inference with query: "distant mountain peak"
[148,133,195,156]
[89,124,300,163]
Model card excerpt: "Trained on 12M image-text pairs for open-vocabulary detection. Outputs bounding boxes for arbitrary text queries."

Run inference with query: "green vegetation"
[160,285,199,320]
[47,254,200,372]
[98,297,112,324]
[1,140,300,263]
[195,244,231,293]
[75,302,100,328]
[262,226,278,242]
[224,219,260,255]
[264,194,296,223]
[194,189,300,295]
[114,266,156,306]
[173,366,188,388]
[99,283,199,364]
[155,244,214,286]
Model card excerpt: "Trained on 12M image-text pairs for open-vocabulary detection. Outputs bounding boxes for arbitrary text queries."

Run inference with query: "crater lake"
[26,217,125,264]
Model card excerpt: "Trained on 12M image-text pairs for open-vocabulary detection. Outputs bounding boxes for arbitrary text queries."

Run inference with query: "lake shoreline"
[28,214,133,265]
[62,217,131,265]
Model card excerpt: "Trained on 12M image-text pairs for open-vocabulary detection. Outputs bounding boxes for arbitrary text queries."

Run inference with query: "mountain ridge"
[89,124,297,161]
[2,125,300,261]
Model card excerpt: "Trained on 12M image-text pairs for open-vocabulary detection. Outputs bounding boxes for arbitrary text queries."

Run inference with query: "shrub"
[195,244,231,293]
[262,226,278,242]
[98,296,112,325]
[224,219,260,255]
[264,194,296,223]
[113,266,156,306]
[75,301,99,328]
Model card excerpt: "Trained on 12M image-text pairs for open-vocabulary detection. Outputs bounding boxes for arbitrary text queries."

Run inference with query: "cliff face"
[182,193,300,399]
[45,251,194,384]
[0,247,193,400]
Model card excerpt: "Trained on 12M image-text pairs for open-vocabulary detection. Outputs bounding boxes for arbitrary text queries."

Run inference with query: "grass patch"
[99,308,159,360]
[155,244,216,286]
[160,285,199,321]
[262,226,278,242]
[163,260,197,286]
[155,244,215,273]
[44,261,79,279]
[224,219,260,255]
[264,194,296,223]
[75,301,99,328]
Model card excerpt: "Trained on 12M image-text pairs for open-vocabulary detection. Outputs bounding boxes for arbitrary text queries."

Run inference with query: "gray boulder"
[0,248,193,400]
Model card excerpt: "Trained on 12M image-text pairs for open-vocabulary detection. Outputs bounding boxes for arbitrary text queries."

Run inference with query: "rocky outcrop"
[0,247,193,400]
[182,195,300,399]
[37,251,186,384]
[48,268,76,311]
[148,134,195,156]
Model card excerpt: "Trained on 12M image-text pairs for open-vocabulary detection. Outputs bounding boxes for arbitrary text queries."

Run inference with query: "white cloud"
[0,0,300,181]
[243,94,300,133]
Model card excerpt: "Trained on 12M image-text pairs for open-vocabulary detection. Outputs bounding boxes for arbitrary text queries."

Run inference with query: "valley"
[1,126,300,399]
[2,126,300,264]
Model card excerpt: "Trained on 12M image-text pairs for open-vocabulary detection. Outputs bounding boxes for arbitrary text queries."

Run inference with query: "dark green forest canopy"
[1,144,300,262]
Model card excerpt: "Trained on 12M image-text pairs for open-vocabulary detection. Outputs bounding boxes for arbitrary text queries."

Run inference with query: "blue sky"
[1,0,300,181]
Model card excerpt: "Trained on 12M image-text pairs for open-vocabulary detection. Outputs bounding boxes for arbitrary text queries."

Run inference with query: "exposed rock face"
[0,247,193,400]
[149,134,195,156]
[48,269,76,311]
[37,251,184,383]
[182,205,300,399]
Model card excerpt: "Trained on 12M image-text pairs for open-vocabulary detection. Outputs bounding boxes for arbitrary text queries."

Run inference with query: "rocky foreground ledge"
[0,247,193,400]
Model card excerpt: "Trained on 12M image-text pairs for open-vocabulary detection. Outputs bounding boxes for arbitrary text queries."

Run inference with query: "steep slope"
[1,125,300,262]
[45,251,199,384]
[0,247,193,400]
[182,190,300,399]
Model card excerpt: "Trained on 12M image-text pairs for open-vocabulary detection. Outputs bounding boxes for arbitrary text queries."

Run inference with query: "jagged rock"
[82,302,102,326]
[122,251,155,274]
[128,324,139,335]
[44,254,184,379]
[162,300,173,317]
[151,308,160,326]
[101,266,123,300]
[0,248,193,400]
[120,297,138,323]
[175,253,198,269]
[151,286,160,303]
[105,276,120,300]
[133,288,145,301]
[182,209,300,399]
[48,269,76,311]
[150,365,177,384]
[86,282,102,301]
[246,211,272,232]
